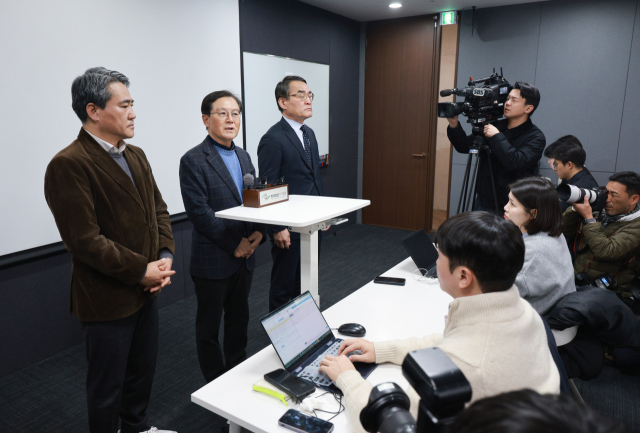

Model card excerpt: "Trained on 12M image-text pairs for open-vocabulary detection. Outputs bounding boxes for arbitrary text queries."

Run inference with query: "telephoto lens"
[557,184,608,212]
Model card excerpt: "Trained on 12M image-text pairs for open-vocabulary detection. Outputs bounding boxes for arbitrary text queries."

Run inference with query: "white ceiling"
[299,0,550,22]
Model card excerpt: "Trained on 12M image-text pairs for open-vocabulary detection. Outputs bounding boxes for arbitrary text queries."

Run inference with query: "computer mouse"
[338,323,366,337]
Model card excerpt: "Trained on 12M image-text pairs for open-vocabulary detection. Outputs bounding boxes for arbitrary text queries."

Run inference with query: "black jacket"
[448,118,546,210]
[257,117,324,236]
[545,285,640,379]
[179,136,266,280]
[560,169,599,212]
[546,286,640,348]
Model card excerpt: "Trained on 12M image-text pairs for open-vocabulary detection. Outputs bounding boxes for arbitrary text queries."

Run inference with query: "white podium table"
[215,195,370,306]
[191,257,452,433]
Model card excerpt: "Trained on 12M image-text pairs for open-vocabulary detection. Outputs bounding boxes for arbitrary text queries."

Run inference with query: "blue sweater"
[213,140,243,202]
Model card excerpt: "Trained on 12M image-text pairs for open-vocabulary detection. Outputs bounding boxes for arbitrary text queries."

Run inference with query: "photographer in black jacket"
[447,82,546,214]
[544,135,598,211]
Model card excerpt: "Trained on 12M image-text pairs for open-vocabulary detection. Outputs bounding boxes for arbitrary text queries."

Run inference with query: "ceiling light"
[389,3,402,8]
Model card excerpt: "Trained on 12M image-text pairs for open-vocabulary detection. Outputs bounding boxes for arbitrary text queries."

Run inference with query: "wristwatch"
[584,217,596,224]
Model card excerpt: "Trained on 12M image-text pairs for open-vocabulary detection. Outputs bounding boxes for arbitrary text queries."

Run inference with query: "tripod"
[456,132,500,214]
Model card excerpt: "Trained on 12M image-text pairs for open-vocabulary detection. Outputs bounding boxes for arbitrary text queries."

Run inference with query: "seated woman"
[504,177,576,315]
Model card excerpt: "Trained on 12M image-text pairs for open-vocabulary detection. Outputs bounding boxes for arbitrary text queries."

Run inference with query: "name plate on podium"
[243,185,289,208]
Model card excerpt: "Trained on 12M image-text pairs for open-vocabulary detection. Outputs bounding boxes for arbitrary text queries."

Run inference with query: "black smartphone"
[264,369,315,400]
[373,276,406,286]
[278,409,334,433]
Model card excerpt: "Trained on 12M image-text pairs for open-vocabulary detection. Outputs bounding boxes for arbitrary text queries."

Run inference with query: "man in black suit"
[258,76,325,312]
[179,91,265,382]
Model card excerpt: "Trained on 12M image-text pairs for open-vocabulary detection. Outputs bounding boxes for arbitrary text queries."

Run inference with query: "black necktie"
[300,125,312,166]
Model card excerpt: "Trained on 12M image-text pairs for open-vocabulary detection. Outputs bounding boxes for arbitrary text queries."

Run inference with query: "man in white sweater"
[319,212,560,433]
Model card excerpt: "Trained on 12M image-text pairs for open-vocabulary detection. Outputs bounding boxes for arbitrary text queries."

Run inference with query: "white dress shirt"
[282,116,306,150]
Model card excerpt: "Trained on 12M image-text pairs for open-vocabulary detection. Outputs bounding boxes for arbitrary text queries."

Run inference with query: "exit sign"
[441,11,457,25]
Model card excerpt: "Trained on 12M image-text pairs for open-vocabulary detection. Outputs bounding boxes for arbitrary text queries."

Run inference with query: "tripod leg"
[457,153,473,214]
[485,154,500,214]
[466,153,480,212]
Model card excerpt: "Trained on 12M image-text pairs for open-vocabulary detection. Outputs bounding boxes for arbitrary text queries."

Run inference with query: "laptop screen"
[402,229,438,273]
[261,292,333,369]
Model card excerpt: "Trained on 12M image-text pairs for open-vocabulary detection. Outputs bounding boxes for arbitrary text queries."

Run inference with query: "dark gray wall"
[449,0,640,215]
[0,0,362,379]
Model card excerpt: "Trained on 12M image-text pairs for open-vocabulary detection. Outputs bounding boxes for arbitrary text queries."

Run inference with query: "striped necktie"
[300,124,312,166]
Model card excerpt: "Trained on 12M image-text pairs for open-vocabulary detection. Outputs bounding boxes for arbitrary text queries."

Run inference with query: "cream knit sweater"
[335,286,560,433]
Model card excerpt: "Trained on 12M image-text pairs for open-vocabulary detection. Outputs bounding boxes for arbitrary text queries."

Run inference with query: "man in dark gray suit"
[258,76,325,312]
[179,91,265,382]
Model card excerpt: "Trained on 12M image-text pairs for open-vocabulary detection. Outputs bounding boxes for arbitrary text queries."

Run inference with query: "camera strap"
[580,227,619,272]
[614,256,638,277]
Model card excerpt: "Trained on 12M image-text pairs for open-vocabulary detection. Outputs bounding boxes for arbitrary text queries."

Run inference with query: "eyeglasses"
[210,111,241,119]
[288,92,314,102]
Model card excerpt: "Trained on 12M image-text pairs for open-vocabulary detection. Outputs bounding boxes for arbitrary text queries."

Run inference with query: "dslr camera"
[359,347,471,433]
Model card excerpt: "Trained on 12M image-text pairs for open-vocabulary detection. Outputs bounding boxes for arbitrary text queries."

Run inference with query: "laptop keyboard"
[298,341,362,387]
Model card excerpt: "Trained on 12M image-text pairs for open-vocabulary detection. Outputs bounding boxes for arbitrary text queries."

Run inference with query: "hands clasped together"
[234,230,264,258]
[141,258,175,293]
[318,338,376,382]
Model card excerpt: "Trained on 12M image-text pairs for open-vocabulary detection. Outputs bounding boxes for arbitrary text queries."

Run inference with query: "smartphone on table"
[264,368,315,401]
[278,409,334,433]
[373,276,406,286]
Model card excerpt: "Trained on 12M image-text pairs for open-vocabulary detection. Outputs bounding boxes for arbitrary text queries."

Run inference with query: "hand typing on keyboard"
[318,353,357,383]
[338,338,377,363]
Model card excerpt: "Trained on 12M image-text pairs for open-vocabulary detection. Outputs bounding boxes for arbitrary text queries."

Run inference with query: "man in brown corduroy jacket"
[44,67,176,433]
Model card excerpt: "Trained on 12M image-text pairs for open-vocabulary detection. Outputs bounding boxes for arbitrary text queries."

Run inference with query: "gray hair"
[71,67,130,122]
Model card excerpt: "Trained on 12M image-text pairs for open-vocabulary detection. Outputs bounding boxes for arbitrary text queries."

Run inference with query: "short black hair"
[71,67,130,123]
[543,134,583,158]
[513,81,540,116]
[553,142,587,168]
[434,212,524,293]
[609,171,640,197]
[509,177,564,237]
[450,390,625,433]
[275,75,307,113]
[201,90,243,116]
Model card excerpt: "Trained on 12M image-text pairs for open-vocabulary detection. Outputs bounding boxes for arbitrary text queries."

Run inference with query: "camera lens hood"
[360,382,411,433]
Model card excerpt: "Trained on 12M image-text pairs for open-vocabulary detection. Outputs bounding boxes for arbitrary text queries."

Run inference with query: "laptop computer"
[260,291,376,395]
[401,229,439,277]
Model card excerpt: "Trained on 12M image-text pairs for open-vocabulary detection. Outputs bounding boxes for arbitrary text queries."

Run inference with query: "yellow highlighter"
[253,385,289,406]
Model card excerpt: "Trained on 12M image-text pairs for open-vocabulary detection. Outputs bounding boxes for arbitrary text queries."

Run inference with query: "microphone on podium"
[243,173,255,190]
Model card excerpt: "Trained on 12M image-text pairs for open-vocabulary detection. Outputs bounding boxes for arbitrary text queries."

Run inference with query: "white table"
[215,195,370,306]
[191,257,452,433]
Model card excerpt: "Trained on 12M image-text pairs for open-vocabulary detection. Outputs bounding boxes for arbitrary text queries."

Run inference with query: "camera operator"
[318,212,559,433]
[544,136,598,211]
[447,82,546,214]
[566,171,640,299]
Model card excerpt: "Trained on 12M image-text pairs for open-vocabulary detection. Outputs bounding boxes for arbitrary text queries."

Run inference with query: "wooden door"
[363,15,440,230]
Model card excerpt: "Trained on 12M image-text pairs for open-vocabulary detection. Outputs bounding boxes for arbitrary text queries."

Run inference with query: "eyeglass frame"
[209,110,242,120]
[288,92,314,102]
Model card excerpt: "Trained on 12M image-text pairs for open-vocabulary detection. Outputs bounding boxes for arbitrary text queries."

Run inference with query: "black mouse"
[338,323,366,337]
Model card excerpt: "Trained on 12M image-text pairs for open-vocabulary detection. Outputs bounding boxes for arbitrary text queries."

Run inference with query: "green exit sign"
[441,11,457,25]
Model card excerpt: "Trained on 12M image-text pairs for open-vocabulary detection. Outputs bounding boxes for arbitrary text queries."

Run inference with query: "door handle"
[411,152,427,158]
